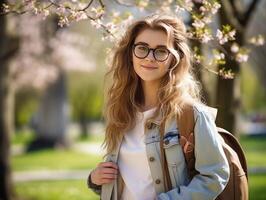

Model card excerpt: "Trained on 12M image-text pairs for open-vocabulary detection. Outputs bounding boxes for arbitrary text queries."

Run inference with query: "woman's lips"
[141,65,158,70]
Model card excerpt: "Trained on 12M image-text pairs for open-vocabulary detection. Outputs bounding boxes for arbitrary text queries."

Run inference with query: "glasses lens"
[154,48,169,61]
[134,44,149,58]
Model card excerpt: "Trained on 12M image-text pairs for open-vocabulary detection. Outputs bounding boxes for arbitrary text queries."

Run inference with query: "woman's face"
[132,28,173,84]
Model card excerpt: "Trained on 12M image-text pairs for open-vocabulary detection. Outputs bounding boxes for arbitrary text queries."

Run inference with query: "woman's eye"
[137,46,147,51]
[156,49,168,54]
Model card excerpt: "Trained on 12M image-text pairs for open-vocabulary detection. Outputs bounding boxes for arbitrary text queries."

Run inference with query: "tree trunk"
[216,65,241,135]
[80,116,88,138]
[28,71,69,150]
[216,4,244,136]
[0,59,13,200]
[0,1,19,198]
[27,16,69,151]
[192,40,210,104]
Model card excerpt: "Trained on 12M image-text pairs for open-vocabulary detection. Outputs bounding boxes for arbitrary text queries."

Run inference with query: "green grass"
[249,174,266,200]
[12,148,102,171]
[11,133,266,199]
[14,174,266,200]
[78,134,105,143]
[12,135,266,171]
[15,180,99,200]
[11,129,35,145]
[240,136,266,167]
[11,130,104,171]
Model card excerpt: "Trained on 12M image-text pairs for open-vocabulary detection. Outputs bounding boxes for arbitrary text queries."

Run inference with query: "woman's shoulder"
[189,102,218,122]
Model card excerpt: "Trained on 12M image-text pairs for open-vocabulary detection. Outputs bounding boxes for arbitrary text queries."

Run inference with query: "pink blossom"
[192,19,205,28]
[228,30,236,39]
[90,19,102,29]
[41,9,50,20]
[236,53,249,63]
[211,2,221,14]
[214,52,225,60]
[58,16,69,27]
[231,43,239,53]
[175,5,185,13]
[2,3,10,13]
[201,33,213,43]
[90,6,105,18]
[73,11,88,22]
[216,28,235,44]
[249,35,265,46]
[216,29,223,40]
[199,6,206,13]
[56,6,66,15]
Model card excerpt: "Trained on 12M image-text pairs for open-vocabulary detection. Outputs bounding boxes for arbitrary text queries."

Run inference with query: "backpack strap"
[160,104,197,191]
[159,120,172,192]
[177,104,199,179]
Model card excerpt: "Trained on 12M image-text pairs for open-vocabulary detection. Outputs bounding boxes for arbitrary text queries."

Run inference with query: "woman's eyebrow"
[135,41,167,48]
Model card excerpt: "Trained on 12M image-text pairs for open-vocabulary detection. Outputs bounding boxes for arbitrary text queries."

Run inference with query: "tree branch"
[98,0,105,8]
[0,2,53,16]
[113,0,134,7]
[228,0,242,24]
[220,0,244,32]
[80,0,94,11]
[240,0,261,27]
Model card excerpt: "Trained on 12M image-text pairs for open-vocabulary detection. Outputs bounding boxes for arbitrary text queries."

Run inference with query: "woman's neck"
[141,80,159,111]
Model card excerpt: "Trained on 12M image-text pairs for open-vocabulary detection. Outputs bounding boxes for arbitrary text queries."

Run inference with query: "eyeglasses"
[133,43,171,62]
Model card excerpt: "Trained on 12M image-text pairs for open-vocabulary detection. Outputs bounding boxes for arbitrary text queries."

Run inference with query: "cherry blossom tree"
[215,0,262,135]
[9,13,97,151]
[0,0,19,199]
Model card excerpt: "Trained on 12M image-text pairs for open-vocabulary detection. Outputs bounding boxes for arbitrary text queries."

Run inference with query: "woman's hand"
[90,162,118,185]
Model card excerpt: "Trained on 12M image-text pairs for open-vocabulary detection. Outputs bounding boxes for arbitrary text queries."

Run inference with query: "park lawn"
[12,130,104,145]
[240,136,266,167]
[11,134,266,200]
[15,180,99,200]
[249,174,266,200]
[11,135,266,171]
[11,129,35,145]
[78,134,105,143]
[14,174,266,200]
[12,148,103,171]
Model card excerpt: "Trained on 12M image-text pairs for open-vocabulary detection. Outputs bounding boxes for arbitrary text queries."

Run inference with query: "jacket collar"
[148,105,218,131]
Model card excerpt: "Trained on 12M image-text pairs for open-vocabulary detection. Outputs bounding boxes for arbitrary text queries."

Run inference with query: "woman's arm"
[157,106,230,200]
[87,162,118,195]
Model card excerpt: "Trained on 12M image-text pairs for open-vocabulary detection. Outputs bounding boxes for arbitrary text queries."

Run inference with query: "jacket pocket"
[163,129,180,147]
[163,131,185,187]
[169,163,179,187]
[163,131,183,166]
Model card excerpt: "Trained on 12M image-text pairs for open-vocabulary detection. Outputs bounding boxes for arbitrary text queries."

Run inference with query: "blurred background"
[0,0,266,200]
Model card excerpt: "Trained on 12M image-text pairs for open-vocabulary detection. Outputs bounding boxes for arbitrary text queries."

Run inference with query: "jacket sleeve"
[157,106,230,200]
[87,172,101,195]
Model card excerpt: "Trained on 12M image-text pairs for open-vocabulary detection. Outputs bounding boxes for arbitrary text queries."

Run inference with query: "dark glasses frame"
[132,43,171,62]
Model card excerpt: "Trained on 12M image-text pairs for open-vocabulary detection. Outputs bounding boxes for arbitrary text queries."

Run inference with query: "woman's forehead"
[134,28,170,48]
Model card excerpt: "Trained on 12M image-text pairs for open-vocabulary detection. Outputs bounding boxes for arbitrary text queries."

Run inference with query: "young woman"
[87,14,229,200]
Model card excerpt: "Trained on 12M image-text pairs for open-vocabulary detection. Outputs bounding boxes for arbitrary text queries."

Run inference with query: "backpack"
[160,104,249,200]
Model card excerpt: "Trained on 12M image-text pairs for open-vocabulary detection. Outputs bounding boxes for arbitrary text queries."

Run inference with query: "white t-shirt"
[118,108,157,200]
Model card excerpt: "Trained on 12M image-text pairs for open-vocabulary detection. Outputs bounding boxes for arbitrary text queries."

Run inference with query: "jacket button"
[149,157,155,162]
[155,179,161,184]
[164,140,169,145]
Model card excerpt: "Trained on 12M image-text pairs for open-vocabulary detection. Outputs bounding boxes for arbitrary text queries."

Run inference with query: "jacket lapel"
[101,138,123,200]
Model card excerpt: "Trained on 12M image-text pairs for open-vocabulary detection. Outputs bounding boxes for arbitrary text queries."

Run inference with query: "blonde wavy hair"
[103,14,203,155]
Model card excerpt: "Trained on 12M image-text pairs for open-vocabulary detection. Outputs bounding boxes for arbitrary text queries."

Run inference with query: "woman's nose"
[145,50,156,61]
